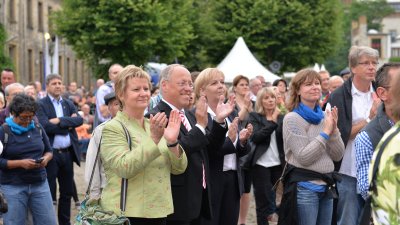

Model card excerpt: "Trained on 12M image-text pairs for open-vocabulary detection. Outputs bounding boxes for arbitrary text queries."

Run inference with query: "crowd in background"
[0,44,399,225]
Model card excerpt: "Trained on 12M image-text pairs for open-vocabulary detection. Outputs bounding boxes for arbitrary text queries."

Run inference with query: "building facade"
[0,0,93,88]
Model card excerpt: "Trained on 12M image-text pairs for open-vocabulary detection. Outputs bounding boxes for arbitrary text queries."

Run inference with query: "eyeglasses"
[17,114,35,122]
[358,61,379,68]
[176,81,193,89]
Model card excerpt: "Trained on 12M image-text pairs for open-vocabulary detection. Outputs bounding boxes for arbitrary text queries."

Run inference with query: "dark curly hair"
[9,93,38,117]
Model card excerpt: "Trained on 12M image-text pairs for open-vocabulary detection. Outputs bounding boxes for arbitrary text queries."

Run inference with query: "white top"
[0,140,3,155]
[339,83,374,178]
[256,131,281,168]
[207,107,238,171]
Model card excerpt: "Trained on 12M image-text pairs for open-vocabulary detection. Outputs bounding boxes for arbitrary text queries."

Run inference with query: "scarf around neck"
[5,117,35,135]
[293,102,324,125]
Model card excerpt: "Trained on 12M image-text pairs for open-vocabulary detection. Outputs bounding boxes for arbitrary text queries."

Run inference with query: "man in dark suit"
[147,64,234,225]
[36,74,83,225]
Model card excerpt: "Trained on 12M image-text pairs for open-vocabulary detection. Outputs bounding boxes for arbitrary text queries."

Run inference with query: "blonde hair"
[194,68,225,99]
[255,87,276,115]
[114,65,151,107]
[287,68,321,112]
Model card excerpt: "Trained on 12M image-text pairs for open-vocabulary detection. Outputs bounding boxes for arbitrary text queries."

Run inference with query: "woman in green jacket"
[100,65,187,225]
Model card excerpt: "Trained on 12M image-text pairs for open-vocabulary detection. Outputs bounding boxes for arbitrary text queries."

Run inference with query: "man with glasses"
[0,83,24,125]
[355,63,400,202]
[328,46,381,225]
[36,74,83,225]
[147,64,231,225]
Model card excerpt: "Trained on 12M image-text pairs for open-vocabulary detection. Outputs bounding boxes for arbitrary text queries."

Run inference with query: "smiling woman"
[279,68,345,225]
[100,65,188,225]
[0,93,56,224]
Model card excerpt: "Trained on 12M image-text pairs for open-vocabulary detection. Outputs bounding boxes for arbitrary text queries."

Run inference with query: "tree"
[324,0,394,74]
[53,0,194,78]
[0,24,13,70]
[206,0,343,72]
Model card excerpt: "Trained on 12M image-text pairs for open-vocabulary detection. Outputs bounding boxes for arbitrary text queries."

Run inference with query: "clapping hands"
[215,95,235,123]
[323,106,338,135]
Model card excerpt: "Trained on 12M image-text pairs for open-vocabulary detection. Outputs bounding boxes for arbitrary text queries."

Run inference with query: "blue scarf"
[5,117,35,135]
[293,102,324,125]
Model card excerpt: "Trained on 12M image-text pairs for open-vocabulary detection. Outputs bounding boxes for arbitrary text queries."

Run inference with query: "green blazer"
[100,111,187,218]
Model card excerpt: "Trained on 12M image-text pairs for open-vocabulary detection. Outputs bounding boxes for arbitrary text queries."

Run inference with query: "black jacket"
[248,112,285,167]
[146,101,227,221]
[36,96,83,165]
[207,111,250,197]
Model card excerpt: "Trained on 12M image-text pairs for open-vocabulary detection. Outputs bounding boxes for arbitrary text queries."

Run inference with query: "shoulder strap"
[117,120,131,213]
[85,136,102,196]
[369,126,400,194]
[1,123,11,147]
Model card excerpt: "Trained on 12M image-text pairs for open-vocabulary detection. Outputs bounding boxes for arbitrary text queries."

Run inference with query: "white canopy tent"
[217,37,280,83]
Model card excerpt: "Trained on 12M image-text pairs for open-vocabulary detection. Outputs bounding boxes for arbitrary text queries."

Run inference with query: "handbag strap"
[85,136,103,196]
[117,121,132,212]
[84,120,132,214]
[369,126,400,194]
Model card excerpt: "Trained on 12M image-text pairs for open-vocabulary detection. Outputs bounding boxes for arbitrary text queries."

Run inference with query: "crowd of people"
[0,44,399,225]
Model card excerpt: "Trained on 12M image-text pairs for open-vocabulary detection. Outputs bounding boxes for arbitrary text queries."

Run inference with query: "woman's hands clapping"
[239,123,253,146]
[323,106,338,136]
[150,112,168,144]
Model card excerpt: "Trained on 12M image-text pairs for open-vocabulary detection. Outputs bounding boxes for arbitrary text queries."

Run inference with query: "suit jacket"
[206,111,250,197]
[36,95,83,166]
[248,112,285,167]
[146,101,227,221]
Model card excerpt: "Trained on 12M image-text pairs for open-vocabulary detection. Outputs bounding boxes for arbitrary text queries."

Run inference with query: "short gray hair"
[159,64,186,83]
[45,74,62,85]
[348,46,379,69]
[5,83,24,96]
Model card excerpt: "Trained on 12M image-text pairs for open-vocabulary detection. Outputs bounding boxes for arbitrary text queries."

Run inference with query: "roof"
[217,37,280,83]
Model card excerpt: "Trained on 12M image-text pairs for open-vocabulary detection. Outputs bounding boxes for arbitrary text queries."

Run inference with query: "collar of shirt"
[351,82,374,97]
[162,99,182,112]
[49,94,63,104]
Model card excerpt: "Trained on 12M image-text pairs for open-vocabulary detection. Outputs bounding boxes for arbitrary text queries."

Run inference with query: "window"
[28,49,34,81]
[392,48,400,57]
[389,30,397,43]
[27,0,33,28]
[371,38,382,56]
[48,6,53,33]
[39,51,44,83]
[59,55,63,77]
[38,2,44,32]
[8,44,17,69]
[66,57,70,83]
[74,59,78,83]
[9,0,16,22]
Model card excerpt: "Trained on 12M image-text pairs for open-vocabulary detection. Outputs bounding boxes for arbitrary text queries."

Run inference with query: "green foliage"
[0,24,13,70]
[207,0,343,72]
[54,0,194,78]
[389,57,400,62]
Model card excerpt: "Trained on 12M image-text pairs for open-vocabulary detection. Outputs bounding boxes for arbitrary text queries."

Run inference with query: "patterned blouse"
[369,122,400,225]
